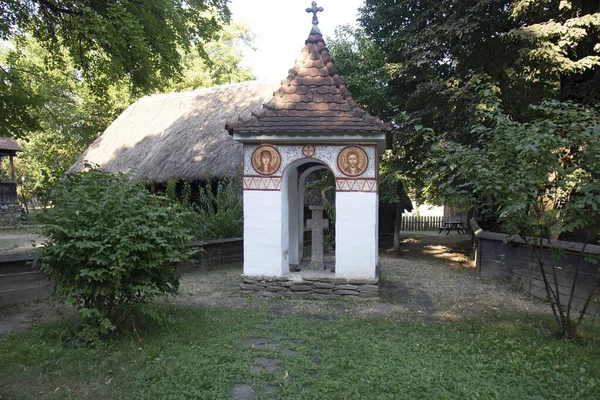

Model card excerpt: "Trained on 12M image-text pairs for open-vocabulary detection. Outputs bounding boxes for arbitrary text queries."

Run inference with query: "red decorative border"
[335,178,377,192]
[243,176,282,191]
[336,145,369,177]
[251,145,282,176]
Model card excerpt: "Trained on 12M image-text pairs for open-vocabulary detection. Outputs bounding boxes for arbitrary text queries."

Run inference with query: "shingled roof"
[226,7,389,135]
[0,137,23,153]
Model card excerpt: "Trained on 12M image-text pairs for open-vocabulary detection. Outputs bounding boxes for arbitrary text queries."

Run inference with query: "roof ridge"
[137,80,279,104]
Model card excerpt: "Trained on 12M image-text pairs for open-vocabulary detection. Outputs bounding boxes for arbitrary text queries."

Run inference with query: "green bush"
[194,174,243,240]
[35,167,194,344]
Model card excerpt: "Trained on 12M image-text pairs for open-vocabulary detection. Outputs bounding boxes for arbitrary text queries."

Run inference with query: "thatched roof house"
[69,80,279,182]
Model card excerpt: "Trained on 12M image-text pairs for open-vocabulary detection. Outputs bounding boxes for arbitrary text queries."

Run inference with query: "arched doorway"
[283,159,334,271]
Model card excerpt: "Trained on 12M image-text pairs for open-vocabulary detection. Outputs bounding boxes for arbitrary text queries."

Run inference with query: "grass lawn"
[1,304,599,399]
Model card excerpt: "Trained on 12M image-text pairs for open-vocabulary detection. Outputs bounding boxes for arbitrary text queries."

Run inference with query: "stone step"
[0,271,47,291]
[0,285,51,307]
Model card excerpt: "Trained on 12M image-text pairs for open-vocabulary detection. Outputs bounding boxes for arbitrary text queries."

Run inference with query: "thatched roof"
[69,81,280,182]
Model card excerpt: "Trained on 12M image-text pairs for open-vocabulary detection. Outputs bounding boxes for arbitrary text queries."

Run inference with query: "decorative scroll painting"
[243,144,377,192]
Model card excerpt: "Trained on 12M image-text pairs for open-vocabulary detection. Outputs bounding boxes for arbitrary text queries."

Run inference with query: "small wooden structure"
[0,137,22,206]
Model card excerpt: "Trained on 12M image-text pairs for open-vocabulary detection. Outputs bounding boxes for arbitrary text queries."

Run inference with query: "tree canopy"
[328,0,600,204]
[1,0,231,139]
[328,0,600,337]
[1,10,255,206]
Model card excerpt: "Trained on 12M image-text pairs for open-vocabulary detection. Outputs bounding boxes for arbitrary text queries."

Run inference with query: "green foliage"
[326,25,392,120]
[1,37,134,206]
[338,0,600,204]
[35,167,194,344]
[330,1,600,338]
[1,0,230,97]
[165,21,255,92]
[429,88,600,339]
[0,1,255,143]
[304,170,336,247]
[195,175,242,240]
[1,308,600,398]
[167,173,244,241]
[2,23,254,207]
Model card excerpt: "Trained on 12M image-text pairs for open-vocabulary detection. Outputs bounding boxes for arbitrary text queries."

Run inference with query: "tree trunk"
[393,203,403,254]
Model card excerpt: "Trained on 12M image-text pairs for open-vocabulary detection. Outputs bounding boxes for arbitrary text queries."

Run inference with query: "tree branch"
[35,0,84,16]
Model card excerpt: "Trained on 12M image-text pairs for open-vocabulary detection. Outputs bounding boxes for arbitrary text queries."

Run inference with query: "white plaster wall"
[280,168,294,271]
[335,191,378,278]
[243,190,286,276]
[287,169,299,265]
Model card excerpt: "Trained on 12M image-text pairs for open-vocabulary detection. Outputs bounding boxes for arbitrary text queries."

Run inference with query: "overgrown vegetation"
[328,0,600,339]
[165,172,243,241]
[1,12,254,208]
[433,97,600,339]
[0,0,231,140]
[35,168,194,344]
[1,306,599,399]
[304,170,336,247]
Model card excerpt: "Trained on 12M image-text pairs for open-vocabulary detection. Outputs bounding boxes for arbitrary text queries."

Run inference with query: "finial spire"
[306,1,324,34]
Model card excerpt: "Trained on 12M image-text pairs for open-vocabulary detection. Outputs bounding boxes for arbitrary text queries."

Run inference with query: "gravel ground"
[0,231,550,336]
[170,231,549,321]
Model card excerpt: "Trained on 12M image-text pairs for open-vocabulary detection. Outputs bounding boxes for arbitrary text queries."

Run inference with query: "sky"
[228,0,365,80]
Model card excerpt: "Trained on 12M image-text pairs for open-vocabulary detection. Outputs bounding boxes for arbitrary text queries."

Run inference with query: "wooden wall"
[0,182,18,204]
[473,220,600,315]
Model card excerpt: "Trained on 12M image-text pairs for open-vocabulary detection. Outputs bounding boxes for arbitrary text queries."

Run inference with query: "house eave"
[232,131,387,153]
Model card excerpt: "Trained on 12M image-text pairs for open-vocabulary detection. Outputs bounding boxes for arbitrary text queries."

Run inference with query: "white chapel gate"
[226,2,389,297]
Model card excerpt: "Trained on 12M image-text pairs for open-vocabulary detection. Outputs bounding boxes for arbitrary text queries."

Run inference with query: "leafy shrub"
[194,174,243,240]
[35,167,194,344]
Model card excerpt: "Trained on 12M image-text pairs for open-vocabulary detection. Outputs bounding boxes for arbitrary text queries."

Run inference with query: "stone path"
[231,330,322,400]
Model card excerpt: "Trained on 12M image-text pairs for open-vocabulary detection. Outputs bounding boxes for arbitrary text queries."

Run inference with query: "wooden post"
[9,155,15,182]
[393,203,402,253]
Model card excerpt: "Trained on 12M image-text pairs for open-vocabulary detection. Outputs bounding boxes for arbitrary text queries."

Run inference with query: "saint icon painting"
[251,145,281,175]
[337,146,368,177]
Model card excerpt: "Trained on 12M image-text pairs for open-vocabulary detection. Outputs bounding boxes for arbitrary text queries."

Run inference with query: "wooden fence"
[400,215,468,231]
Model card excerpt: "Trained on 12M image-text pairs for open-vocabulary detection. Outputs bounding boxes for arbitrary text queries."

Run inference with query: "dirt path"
[0,229,41,256]
[0,231,549,336]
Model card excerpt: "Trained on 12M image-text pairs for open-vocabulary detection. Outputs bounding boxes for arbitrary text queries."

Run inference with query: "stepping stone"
[243,338,279,349]
[422,315,440,323]
[281,349,297,356]
[310,357,321,365]
[250,357,282,374]
[305,314,337,321]
[219,298,247,305]
[270,333,282,340]
[231,384,256,400]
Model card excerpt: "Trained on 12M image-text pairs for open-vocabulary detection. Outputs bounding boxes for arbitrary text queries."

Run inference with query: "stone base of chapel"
[239,270,380,300]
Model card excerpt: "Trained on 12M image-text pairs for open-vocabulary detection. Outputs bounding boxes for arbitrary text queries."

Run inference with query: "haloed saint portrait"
[337,146,368,177]
[251,145,281,175]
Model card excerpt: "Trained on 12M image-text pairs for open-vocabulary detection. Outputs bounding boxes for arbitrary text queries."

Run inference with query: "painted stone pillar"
[243,190,287,276]
[242,144,287,276]
[335,191,379,278]
[307,205,329,270]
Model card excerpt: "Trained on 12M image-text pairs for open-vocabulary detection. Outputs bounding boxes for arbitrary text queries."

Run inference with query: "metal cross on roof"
[306,1,324,28]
